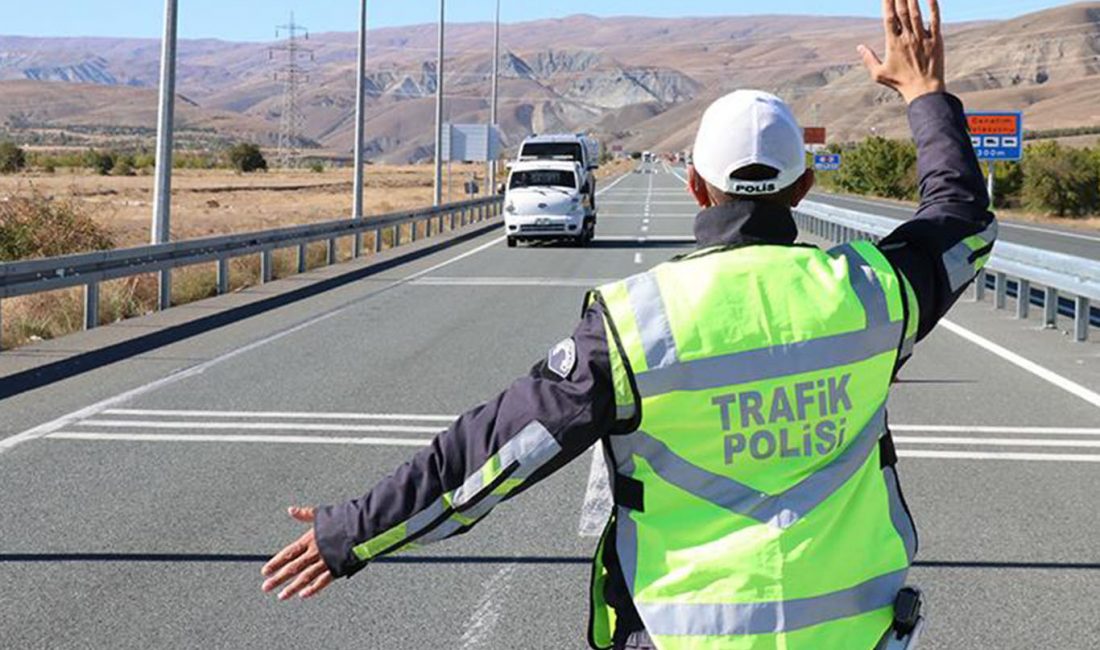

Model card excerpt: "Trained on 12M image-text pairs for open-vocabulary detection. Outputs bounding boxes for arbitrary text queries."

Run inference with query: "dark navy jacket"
[314,93,996,637]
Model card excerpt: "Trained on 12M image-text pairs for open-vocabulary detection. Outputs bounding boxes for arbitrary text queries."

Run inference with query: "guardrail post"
[994,272,1007,310]
[1016,279,1031,320]
[394,224,401,247]
[1075,297,1090,342]
[374,228,383,253]
[84,282,99,330]
[217,258,229,295]
[973,270,986,302]
[158,270,172,310]
[1043,287,1058,329]
[426,217,433,238]
[327,239,338,266]
[411,219,419,242]
[354,233,364,259]
[261,250,273,284]
[450,210,457,230]
[0,300,3,352]
[297,244,308,274]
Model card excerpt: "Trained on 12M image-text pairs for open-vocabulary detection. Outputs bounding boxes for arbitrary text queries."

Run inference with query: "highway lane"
[809,191,1100,261]
[1,163,1098,649]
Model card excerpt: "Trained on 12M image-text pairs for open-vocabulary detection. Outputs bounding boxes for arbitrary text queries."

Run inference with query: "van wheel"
[507,237,517,248]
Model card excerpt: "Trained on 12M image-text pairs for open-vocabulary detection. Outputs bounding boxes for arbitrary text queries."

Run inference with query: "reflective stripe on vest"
[587,243,916,650]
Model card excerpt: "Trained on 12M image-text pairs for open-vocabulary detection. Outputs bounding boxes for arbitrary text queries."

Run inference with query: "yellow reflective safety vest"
[586,241,920,650]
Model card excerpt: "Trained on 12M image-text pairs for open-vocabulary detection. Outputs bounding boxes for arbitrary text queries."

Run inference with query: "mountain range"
[1,3,1099,161]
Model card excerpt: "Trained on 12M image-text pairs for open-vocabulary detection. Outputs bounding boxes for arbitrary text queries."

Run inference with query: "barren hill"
[1,4,1098,161]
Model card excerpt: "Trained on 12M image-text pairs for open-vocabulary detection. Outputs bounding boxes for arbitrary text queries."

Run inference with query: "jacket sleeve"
[877,93,998,362]
[313,303,620,578]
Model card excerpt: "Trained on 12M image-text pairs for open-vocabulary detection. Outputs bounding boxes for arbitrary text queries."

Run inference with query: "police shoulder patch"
[547,338,578,380]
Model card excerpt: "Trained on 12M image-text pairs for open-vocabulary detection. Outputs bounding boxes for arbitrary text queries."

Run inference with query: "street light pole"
[433,0,445,206]
[152,0,178,311]
[352,0,369,256]
[489,0,501,195]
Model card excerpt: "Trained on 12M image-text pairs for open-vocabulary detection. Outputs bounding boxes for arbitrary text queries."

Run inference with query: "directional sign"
[966,112,1023,161]
[813,153,842,171]
[804,127,827,146]
[442,124,502,163]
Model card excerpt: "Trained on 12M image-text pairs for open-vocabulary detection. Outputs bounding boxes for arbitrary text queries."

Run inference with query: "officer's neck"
[694,200,798,249]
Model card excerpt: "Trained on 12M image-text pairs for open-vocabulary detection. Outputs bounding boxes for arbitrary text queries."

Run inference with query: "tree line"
[0,142,273,176]
[816,137,1100,217]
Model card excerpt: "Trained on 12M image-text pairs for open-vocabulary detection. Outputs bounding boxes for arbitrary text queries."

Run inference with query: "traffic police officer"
[263,0,996,647]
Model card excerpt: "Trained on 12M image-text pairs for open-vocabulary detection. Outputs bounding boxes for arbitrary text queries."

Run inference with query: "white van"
[504,160,594,248]
[517,134,600,211]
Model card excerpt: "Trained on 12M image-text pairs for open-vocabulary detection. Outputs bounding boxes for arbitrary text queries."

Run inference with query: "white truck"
[504,160,594,248]
[517,134,600,214]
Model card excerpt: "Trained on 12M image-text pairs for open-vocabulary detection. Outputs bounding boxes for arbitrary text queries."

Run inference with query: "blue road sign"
[814,153,842,171]
[966,112,1023,161]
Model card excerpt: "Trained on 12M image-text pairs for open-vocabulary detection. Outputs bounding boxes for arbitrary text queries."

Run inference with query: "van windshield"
[520,142,583,163]
[510,170,577,190]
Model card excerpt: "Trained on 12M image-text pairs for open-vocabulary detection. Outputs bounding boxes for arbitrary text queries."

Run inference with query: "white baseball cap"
[692,90,806,196]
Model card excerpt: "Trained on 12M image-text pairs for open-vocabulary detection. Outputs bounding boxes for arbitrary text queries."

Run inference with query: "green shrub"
[0,141,26,174]
[133,153,156,171]
[227,143,267,173]
[991,160,1023,209]
[309,161,325,174]
[830,137,917,200]
[0,189,115,261]
[84,149,116,176]
[111,154,136,177]
[1022,141,1099,217]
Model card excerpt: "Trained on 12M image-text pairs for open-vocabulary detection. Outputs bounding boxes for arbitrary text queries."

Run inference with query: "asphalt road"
[808,191,1100,261]
[1,162,1098,649]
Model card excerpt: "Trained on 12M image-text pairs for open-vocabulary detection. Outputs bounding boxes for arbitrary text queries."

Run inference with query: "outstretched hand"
[261,506,335,601]
[859,0,946,104]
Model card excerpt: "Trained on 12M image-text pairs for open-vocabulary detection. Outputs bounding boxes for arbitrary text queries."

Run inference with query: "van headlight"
[505,202,516,214]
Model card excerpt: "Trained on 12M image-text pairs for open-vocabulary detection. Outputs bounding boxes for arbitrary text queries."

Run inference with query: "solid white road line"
[940,319,1100,410]
[48,432,432,447]
[893,424,1100,436]
[596,171,632,196]
[578,446,613,537]
[103,412,1098,436]
[78,420,443,434]
[815,193,1100,243]
[458,563,518,650]
[997,220,1100,243]
[899,450,1100,463]
[896,437,1100,448]
[634,253,644,265]
[412,277,614,288]
[103,409,457,421]
[2,234,510,455]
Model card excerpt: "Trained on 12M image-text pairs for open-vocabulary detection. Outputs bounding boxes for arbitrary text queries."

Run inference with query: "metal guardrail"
[795,200,1099,343]
[0,196,503,350]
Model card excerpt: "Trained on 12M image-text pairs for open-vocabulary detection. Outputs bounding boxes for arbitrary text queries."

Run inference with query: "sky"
[0,0,1076,41]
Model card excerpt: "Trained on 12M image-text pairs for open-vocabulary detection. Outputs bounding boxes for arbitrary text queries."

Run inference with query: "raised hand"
[858,0,946,104]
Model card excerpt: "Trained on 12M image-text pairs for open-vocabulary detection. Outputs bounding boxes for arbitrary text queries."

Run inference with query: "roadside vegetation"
[816,138,1100,218]
[0,161,498,350]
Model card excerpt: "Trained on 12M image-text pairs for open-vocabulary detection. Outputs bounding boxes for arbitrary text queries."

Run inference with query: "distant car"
[504,160,594,248]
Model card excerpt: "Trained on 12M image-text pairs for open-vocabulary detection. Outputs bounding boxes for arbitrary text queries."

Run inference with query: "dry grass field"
[0,159,637,350]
